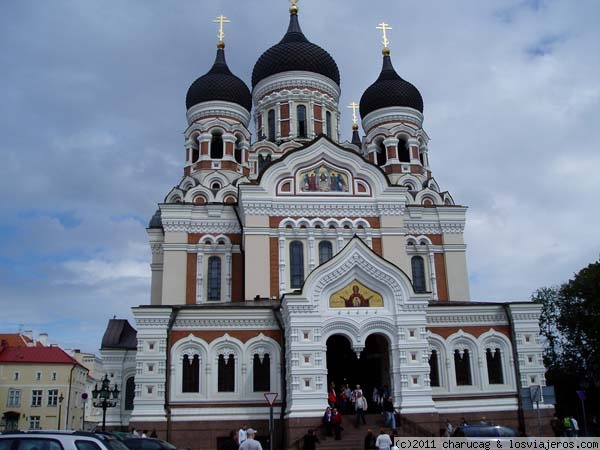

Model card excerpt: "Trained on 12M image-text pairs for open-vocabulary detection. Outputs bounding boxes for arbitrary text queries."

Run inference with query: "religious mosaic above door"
[298,164,350,193]
[329,279,384,308]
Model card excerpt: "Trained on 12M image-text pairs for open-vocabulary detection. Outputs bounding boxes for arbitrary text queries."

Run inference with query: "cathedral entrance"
[326,333,391,406]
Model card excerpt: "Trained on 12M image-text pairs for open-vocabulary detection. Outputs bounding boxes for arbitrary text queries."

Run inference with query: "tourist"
[302,429,320,450]
[375,428,393,450]
[239,428,262,450]
[219,430,239,450]
[364,428,376,450]
[383,397,396,430]
[323,406,333,437]
[355,390,368,427]
[239,424,249,444]
[332,408,343,440]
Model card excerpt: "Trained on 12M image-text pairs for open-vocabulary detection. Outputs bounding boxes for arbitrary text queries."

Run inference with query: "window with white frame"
[31,389,43,407]
[217,353,235,392]
[253,353,270,392]
[318,241,333,265]
[454,349,473,386]
[486,347,504,384]
[411,256,426,293]
[182,354,200,393]
[429,350,440,387]
[297,105,307,138]
[207,256,222,301]
[7,389,21,407]
[29,416,41,430]
[47,389,59,406]
[35,372,41,381]
[290,240,304,288]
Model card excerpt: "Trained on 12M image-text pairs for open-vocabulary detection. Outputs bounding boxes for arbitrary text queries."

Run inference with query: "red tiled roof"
[0,346,80,365]
[0,333,43,347]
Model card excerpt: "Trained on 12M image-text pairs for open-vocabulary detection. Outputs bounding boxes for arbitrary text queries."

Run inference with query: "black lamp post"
[58,393,64,429]
[92,374,120,431]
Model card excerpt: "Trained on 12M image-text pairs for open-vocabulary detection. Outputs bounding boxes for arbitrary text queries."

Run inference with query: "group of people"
[550,415,581,437]
[130,429,157,438]
[323,382,400,441]
[218,424,263,450]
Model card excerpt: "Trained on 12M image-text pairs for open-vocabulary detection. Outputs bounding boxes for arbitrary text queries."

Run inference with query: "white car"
[0,431,131,450]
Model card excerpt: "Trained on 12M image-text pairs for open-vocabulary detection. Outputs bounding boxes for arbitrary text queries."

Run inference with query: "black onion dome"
[359,54,423,118]
[252,11,340,88]
[186,47,252,111]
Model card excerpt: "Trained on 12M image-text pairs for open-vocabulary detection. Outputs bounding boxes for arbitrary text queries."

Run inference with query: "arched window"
[454,349,472,385]
[207,256,221,301]
[318,241,333,265]
[486,348,504,384]
[210,131,224,159]
[398,138,410,162]
[411,256,426,293]
[376,140,387,166]
[268,109,276,142]
[290,241,304,288]
[325,111,332,137]
[258,154,271,174]
[253,353,270,392]
[234,136,243,164]
[218,354,235,392]
[297,105,307,138]
[419,151,425,165]
[182,354,200,393]
[429,350,440,387]
[125,376,135,410]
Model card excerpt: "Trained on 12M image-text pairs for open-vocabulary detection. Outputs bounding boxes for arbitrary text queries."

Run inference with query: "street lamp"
[58,393,64,430]
[92,374,120,431]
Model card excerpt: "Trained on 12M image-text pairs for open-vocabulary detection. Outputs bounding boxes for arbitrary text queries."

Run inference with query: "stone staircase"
[289,412,435,450]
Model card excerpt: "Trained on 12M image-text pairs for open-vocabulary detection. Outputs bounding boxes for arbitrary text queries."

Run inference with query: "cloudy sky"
[1,0,599,353]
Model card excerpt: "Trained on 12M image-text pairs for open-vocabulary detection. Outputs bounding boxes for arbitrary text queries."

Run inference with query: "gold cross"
[212,15,231,43]
[289,0,299,5]
[347,102,359,125]
[376,22,392,49]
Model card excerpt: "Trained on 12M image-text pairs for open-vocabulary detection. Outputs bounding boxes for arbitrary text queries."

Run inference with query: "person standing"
[302,429,320,450]
[383,397,396,430]
[364,429,376,450]
[219,430,239,450]
[355,391,368,427]
[239,424,248,445]
[375,428,393,450]
[571,417,579,437]
[563,416,573,437]
[332,408,343,440]
[323,407,333,437]
[141,431,148,438]
[239,428,263,450]
[444,419,454,437]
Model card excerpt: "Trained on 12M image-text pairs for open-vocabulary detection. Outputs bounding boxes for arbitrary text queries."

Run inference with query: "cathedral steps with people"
[291,413,435,450]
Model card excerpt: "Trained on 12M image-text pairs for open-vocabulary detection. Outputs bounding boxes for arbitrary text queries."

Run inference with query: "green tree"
[534,259,600,382]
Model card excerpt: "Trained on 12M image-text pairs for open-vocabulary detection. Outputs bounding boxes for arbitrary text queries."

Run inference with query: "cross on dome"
[347,102,359,126]
[289,0,299,14]
[376,21,392,54]
[212,14,231,47]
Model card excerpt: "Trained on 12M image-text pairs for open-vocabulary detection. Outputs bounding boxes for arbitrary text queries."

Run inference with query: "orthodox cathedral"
[100,3,550,448]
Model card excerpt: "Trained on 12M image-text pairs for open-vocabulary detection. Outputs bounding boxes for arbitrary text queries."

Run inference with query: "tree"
[534,259,600,381]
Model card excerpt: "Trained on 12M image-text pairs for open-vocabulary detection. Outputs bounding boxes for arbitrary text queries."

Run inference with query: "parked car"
[452,425,519,439]
[0,431,130,450]
[94,433,136,443]
[121,438,179,450]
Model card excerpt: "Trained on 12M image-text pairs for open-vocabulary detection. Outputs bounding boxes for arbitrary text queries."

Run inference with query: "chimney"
[38,333,48,346]
[21,330,34,345]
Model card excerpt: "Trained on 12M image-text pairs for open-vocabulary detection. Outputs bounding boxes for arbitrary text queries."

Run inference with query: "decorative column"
[428,251,438,301]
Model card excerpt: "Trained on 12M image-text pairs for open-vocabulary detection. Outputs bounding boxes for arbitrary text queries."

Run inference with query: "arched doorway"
[326,333,391,406]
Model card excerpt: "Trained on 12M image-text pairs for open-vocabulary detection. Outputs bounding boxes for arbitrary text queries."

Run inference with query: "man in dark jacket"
[219,430,239,450]
[302,429,320,450]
